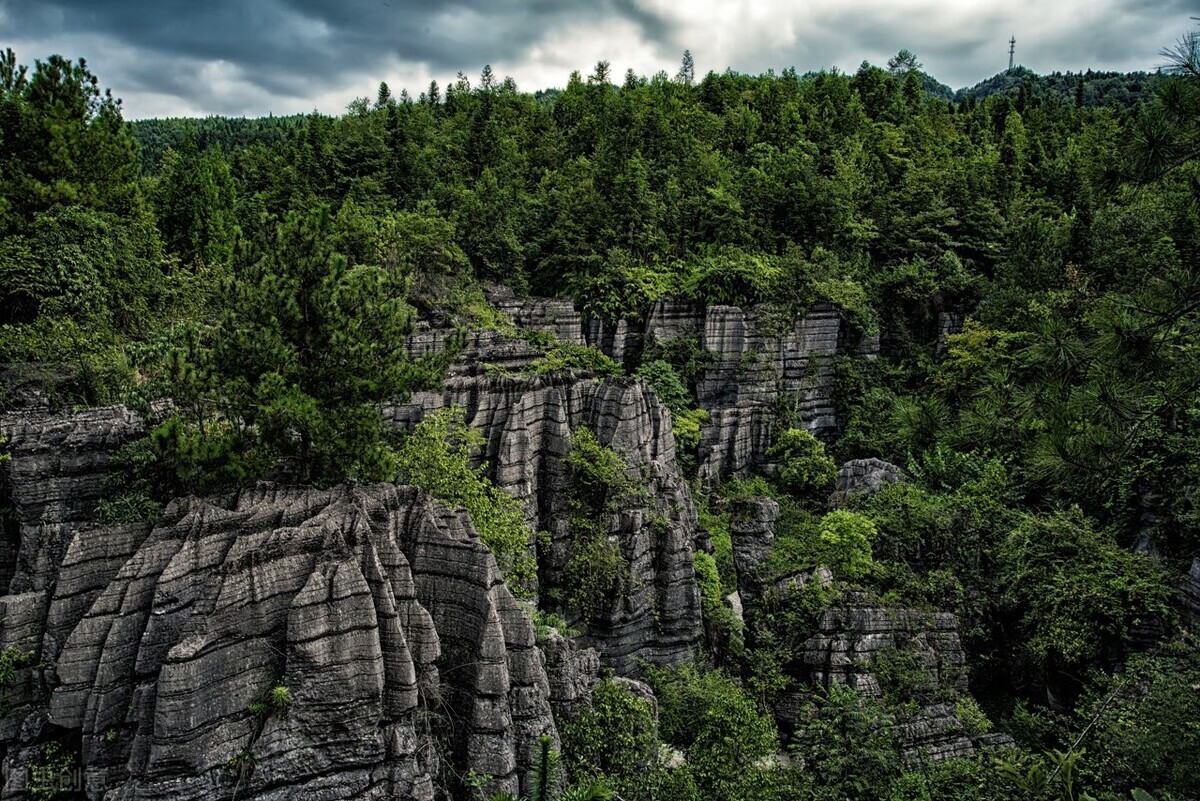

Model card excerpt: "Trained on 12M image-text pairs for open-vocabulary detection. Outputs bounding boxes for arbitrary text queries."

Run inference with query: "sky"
[0,0,1194,119]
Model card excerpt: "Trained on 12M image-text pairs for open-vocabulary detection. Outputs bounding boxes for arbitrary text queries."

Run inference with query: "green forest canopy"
[2,29,1200,800]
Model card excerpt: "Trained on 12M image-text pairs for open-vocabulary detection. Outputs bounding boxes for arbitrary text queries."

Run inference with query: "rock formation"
[461,292,880,486]
[795,590,979,761]
[385,373,703,675]
[2,475,563,799]
[640,300,878,486]
[729,498,779,603]
[834,458,904,501]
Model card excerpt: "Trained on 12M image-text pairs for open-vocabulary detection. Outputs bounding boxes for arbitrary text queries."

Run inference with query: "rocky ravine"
[0,297,978,798]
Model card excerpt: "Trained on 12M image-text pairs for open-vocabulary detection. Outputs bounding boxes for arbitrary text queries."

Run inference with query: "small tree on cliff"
[155,205,416,488]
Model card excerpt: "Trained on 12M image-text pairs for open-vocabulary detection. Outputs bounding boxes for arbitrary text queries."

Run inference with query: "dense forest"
[2,23,1200,801]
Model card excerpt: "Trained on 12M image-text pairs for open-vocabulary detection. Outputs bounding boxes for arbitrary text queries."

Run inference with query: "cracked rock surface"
[1,411,560,800]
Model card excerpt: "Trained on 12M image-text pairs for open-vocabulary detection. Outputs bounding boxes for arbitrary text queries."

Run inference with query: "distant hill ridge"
[127,66,1159,173]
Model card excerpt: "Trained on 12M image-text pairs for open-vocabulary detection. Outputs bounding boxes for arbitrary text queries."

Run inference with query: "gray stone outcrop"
[479,293,880,487]
[729,498,779,603]
[834,458,903,500]
[386,374,703,674]
[796,590,977,761]
[2,478,559,800]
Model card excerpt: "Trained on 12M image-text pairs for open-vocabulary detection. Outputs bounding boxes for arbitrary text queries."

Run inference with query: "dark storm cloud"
[0,0,673,114]
[1,0,1196,117]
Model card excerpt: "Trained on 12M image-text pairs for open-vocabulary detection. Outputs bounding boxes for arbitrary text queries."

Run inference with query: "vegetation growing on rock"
[2,26,1200,801]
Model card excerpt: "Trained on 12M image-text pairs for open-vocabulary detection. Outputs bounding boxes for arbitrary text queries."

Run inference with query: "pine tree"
[159,205,415,487]
[676,50,695,86]
[376,81,392,108]
[155,131,236,266]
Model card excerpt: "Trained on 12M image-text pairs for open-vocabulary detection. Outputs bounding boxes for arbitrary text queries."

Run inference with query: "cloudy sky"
[0,0,1193,119]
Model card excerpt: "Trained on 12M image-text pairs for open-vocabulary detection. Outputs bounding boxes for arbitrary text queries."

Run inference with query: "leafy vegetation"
[396,407,537,594]
[4,24,1200,801]
[560,427,636,618]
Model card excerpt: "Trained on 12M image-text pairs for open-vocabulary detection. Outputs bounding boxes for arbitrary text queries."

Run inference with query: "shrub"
[767,428,837,504]
[564,427,633,508]
[269,684,292,710]
[525,330,622,377]
[1075,637,1200,798]
[816,510,876,580]
[646,664,777,801]
[560,428,639,620]
[565,524,629,619]
[29,742,76,801]
[680,247,783,307]
[396,408,536,595]
[998,508,1173,677]
[789,683,902,801]
[635,359,692,418]
[561,676,659,785]
[695,549,741,651]
[97,437,165,523]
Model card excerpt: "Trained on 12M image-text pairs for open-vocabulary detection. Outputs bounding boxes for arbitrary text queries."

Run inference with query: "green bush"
[695,550,741,651]
[1075,637,1200,798]
[524,330,623,376]
[681,248,783,307]
[564,427,633,508]
[816,510,876,580]
[767,428,837,504]
[635,359,692,417]
[561,676,659,786]
[646,664,778,801]
[396,408,536,596]
[999,509,1173,677]
[564,523,629,619]
[97,437,165,523]
[698,503,737,595]
[789,683,903,801]
[29,742,76,801]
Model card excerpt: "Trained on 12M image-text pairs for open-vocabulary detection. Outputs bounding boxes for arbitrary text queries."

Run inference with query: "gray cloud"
[0,0,1195,117]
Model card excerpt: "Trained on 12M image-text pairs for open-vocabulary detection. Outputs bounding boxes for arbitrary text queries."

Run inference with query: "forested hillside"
[2,27,1200,801]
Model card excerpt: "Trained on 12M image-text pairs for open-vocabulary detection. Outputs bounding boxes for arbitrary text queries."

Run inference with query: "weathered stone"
[0,482,561,801]
[793,590,978,762]
[541,631,601,721]
[729,498,779,602]
[1181,558,1200,625]
[385,374,703,675]
[774,568,833,598]
[936,312,965,354]
[726,591,744,626]
[435,292,880,487]
[835,458,903,499]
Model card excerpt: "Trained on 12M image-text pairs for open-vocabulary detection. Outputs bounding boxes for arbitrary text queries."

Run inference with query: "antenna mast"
[1008,36,1016,71]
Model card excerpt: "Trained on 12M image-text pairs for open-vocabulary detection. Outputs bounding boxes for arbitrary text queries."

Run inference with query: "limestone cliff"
[0,409,579,799]
[386,373,703,675]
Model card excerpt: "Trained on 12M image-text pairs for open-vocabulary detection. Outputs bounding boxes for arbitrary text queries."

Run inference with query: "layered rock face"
[641,299,878,486]
[0,406,151,737]
[728,498,780,604]
[2,474,561,799]
[796,591,979,761]
[386,374,703,675]
[834,459,903,502]
[723,493,988,763]
[478,293,879,486]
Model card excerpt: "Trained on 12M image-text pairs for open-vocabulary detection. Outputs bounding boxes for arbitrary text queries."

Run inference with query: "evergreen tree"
[157,205,415,487]
[676,50,695,86]
[155,132,236,266]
